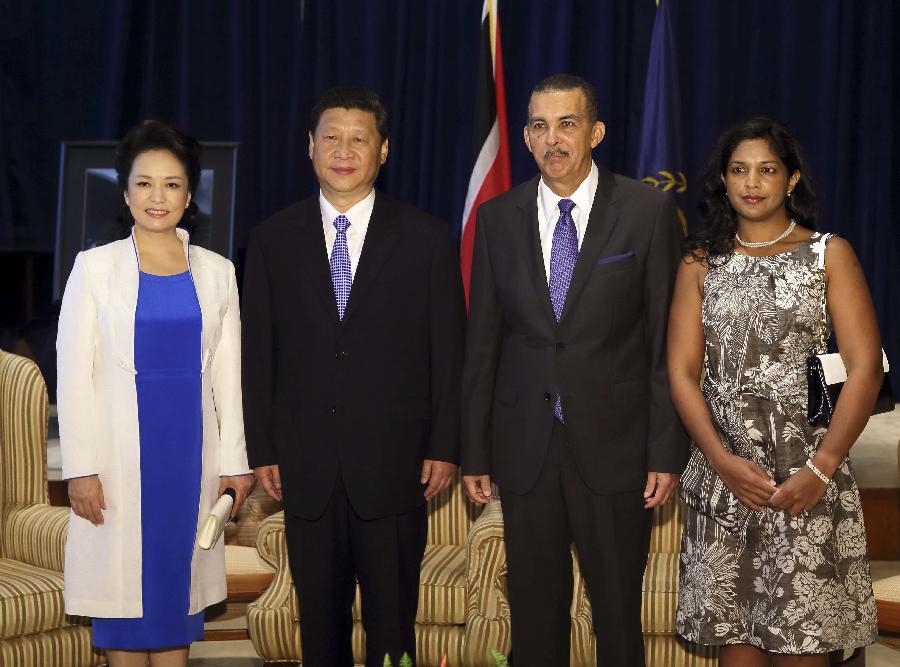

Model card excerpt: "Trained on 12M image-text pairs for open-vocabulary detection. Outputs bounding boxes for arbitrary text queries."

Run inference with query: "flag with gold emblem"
[637,0,688,232]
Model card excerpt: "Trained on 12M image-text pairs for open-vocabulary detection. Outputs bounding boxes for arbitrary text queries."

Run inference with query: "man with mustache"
[461,74,688,666]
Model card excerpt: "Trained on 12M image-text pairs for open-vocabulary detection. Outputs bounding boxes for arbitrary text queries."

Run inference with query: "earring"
[786,190,793,197]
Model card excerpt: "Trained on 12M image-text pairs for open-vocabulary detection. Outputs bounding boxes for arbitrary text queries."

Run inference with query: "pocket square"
[595,251,635,266]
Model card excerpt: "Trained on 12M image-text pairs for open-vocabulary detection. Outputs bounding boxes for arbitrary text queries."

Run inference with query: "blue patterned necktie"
[548,198,578,421]
[330,214,352,320]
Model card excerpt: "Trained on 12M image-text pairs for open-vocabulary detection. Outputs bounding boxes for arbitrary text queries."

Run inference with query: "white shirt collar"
[319,188,376,233]
[538,161,598,230]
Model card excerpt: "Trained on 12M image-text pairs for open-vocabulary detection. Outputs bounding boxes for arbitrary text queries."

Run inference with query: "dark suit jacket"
[461,167,689,495]
[242,192,466,520]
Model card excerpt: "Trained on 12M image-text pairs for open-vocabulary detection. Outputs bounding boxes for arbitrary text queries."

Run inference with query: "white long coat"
[57,229,251,617]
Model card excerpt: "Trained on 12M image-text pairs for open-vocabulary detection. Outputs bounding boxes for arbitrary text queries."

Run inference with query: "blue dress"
[92,271,205,649]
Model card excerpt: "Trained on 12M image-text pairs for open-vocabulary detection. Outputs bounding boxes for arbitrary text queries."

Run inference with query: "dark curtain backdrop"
[1,0,897,394]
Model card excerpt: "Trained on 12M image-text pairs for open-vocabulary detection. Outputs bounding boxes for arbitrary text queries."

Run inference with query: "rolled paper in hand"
[196,488,236,550]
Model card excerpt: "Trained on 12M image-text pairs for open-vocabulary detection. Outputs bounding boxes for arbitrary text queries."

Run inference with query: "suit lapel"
[342,192,399,323]
[559,167,621,323]
[515,177,557,326]
[295,198,340,323]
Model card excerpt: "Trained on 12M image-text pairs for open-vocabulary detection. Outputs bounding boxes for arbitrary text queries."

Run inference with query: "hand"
[462,474,493,505]
[254,465,282,502]
[218,474,256,519]
[768,467,829,518]
[644,472,679,508]
[713,453,776,512]
[68,475,106,526]
[421,460,456,501]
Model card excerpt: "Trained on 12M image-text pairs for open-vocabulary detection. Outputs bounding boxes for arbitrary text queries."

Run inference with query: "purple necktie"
[548,198,577,421]
[330,214,351,319]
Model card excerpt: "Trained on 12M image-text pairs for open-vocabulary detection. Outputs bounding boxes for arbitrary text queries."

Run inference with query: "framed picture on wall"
[52,141,239,301]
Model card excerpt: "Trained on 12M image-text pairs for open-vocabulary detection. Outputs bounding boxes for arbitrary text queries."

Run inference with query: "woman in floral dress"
[667,117,881,666]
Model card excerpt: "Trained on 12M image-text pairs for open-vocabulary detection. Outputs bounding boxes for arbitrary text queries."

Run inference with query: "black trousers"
[501,421,652,667]
[283,474,427,667]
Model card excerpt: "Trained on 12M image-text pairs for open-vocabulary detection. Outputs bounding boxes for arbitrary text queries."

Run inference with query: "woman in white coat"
[57,120,254,667]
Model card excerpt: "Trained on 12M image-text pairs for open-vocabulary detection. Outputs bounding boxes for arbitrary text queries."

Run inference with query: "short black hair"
[115,120,201,196]
[114,120,202,237]
[309,86,390,140]
[531,74,599,122]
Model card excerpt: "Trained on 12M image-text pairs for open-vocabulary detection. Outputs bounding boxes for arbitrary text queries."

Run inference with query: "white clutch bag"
[196,488,235,550]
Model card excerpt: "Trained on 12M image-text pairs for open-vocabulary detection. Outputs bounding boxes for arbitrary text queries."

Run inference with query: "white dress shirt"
[320,188,376,280]
[536,161,599,282]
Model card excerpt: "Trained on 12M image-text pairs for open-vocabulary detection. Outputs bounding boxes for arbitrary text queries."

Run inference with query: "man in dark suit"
[242,86,465,667]
[461,74,688,666]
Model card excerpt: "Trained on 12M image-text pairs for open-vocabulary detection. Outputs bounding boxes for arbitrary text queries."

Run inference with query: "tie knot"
[558,198,575,215]
[334,215,350,234]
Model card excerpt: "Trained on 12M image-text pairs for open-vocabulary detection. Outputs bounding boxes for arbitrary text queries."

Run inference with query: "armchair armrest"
[253,510,286,569]
[2,504,70,573]
[246,511,301,662]
[463,498,511,666]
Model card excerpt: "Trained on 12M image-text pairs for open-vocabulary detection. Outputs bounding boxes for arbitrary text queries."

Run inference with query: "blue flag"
[636,0,687,232]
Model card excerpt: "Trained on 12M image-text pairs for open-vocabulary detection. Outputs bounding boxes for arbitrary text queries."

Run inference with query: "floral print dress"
[676,233,878,653]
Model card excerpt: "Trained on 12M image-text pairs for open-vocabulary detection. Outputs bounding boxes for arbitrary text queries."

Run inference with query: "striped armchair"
[457,496,718,666]
[246,479,717,666]
[570,499,718,666]
[248,478,510,666]
[0,350,104,666]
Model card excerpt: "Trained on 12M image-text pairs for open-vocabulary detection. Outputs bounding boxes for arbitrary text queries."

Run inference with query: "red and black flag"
[460,0,511,307]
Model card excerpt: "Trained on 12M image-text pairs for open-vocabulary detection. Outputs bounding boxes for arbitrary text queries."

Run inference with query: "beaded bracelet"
[806,459,831,485]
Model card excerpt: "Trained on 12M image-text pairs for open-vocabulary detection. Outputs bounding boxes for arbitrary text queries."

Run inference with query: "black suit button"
[556,342,565,352]
[335,351,349,359]
[543,392,552,401]
[330,405,337,414]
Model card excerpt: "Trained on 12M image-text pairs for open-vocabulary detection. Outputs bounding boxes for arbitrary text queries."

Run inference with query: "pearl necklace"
[735,220,796,248]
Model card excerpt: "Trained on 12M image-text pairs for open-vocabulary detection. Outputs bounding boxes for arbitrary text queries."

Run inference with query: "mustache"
[543,147,570,159]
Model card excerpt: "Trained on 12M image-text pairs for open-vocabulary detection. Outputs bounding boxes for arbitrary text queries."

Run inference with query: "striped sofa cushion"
[0,558,71,639]
[649,498,684,554]
[427,473,482,547]
[3,504,70,573]
[0,350,49,511]
[349,544,467,626]
[415,544,467,625]
[247,519,303,664]
[565,499,719,666]
[645,635,718,666]
[571,551,681,637]
[0,624,104,667]
[571,613,718,667]
[641,552,680,634]
[230,485,283,547]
